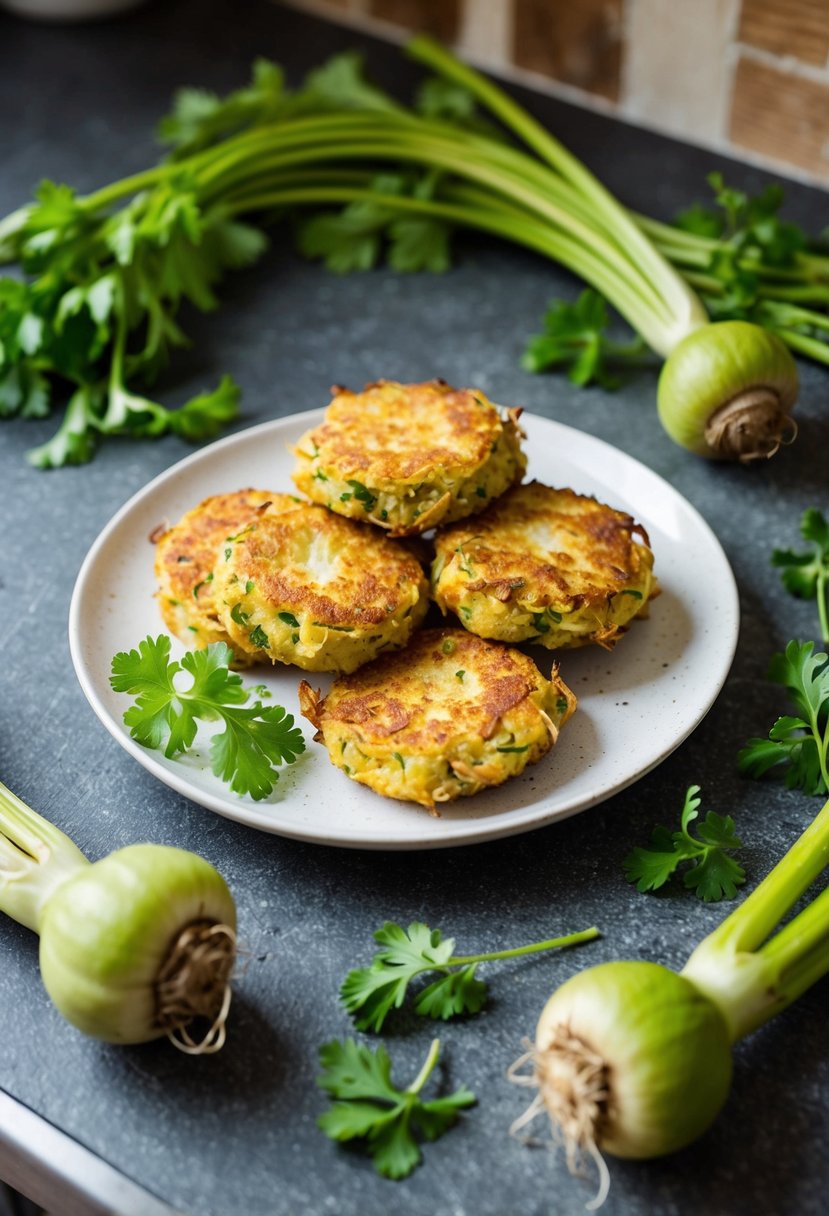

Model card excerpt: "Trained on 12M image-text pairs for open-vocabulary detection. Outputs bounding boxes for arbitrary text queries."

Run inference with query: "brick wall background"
[279,0,829,185]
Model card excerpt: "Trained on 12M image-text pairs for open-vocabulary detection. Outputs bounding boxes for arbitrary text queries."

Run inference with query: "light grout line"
[736,40,829,85]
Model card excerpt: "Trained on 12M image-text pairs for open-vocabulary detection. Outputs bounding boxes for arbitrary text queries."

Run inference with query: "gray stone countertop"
[1,2,828,1214]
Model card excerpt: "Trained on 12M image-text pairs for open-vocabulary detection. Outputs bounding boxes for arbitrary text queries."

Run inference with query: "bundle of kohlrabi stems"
[0,779,236,1052]
[510,789,829,1206]
[1,38,826,468]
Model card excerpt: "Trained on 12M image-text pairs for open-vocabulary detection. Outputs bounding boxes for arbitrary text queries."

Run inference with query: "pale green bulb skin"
[657,320,798,457]
[536,961,732,1159]
[38,844,236,1044]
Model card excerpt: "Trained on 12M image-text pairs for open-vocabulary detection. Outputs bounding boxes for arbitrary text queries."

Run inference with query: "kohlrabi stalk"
[0,41,804,465]
[0,780,237,1053]
[511,796,829,1206]
[407,37,800,463]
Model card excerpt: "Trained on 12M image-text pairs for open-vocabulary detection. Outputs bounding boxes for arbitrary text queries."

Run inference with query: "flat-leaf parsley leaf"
[738,639,829,796]
[772,508,829,644]
[623,785,746,902]
[316,1037,475,1180]
[340,920,599,1032]
[522,289,646,389]
[110,635,304,799]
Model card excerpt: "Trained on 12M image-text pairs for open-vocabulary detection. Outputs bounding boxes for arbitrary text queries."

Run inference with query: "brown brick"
[730,56,829,180]
[512,0,622,102]
[369,0,461,43]
[738,0,829,67]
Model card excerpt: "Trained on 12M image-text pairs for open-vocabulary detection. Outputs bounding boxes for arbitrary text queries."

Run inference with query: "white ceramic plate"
[69,411,739,850]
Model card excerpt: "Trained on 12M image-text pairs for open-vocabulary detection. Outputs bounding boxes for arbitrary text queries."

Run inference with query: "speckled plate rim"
[68,409,739,850]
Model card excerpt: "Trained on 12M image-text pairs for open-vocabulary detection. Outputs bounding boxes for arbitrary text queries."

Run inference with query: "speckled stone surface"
[1,3,828,1215]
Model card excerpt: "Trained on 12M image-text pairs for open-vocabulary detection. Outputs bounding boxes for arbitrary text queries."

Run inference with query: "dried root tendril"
[169,981,233,1056]
[156,921,237,1056]
[507,1032,611,1211]
[704,388,798,463]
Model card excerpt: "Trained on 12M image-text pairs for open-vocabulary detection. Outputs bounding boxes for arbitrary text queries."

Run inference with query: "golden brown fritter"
[212,500,429,672]
[154,490,295,657]
[431,481,657,649]
[299,627,576,812]
[292,379,526,536]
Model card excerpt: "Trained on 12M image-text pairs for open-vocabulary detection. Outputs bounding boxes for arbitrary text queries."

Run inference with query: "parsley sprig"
[739,640,829,796]
[341,920,599,1032]
[0,179,249,467]
[668,173,829,362]
[316,1037,475,1179]
[109,635,305,799]
[297,170,452,275]
[772,508,829,644]
[623,786,746,902]
[0,54,454,466]
[521,289,646,389]
[675,172,806,269]
[7,50,829,466]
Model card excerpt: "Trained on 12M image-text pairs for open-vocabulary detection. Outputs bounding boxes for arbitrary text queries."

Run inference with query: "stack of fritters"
[154,378,657,812]
[155,492,428,674]
[156,489,285,662]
